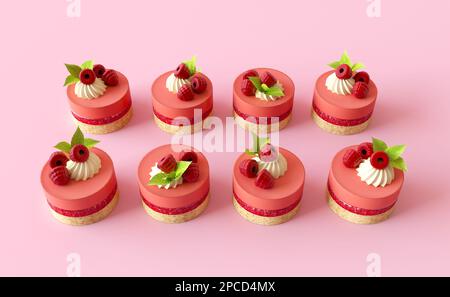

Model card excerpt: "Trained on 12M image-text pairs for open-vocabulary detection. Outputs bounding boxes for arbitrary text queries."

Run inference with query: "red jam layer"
[234,191,300,217]
[48,184,117,217]
[72,101,132,125]
[153,106,213,126]
[312,102,371,127]
[141,191,208,215]
[327,183,395,216]
[234,106,292,125]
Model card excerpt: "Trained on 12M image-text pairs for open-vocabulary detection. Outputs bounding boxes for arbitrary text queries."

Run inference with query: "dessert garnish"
[191,75,207,94]
[326,51,370,98]
[148,154,192,189]
[48,152,69,169]
[241,79,257,96]
[64,60,118,99]
[49,166,71,186]
[247,74,285,100]
[350,137,407,187]
[182,162,200,183]
[102,69,119,86]
[255,169,275,189]
[177,84,194,101]
[243,69,258,80]
[53,127,101,182]
[239,159,259,178]
[357,142,373,159]
[343,149,362,168]
[179,150,198,163]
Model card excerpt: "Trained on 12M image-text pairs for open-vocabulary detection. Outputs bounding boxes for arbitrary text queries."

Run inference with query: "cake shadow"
[126,96,153,129]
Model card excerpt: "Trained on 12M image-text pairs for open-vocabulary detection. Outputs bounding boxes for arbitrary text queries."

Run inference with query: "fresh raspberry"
[93,64,106,78]
[174,63,190,79]
[239,159,259,178]
[242,69,259,79]
[182,163,199,183]
[352,81,369,99]
[357,142,373,159]
[79,69,96,85]
[335,64,352,79]
[48,152,69,169]
[259,144,277,162]
[353,71,370,84]
[70,144,90,162]
[178,150,198,163]
[49,166,70,186]
[102,69,119,86]
[191,76,207,94]
[241,79,256,96]
[157,154,177,173]
[255,169,274,189]
[260,71,276,87]
[370,151,390,170]
[342,149,362,168]
[177,84,194,101]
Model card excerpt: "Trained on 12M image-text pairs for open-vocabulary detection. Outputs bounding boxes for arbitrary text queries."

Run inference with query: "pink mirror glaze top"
[233,68,294,118]
[40,148,117,211]
[152,71,213,120]
[328,146,404,210]
[233,148,305,211]
[314,70,377,120]
[67,71,131,119]
[138,144,210,209]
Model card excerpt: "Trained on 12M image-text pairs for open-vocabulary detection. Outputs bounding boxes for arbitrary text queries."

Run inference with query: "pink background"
[1,0,449,276]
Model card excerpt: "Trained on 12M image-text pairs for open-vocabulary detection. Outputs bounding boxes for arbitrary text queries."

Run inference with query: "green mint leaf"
[184,56,197,76]
[64,75,79,86]
[248,76,263,92]
[261,84,270,92]
[81,60,93,70]
[84,138,100,148]
[352,63,365,71]
[390,157,407,172]
[54,141,72,153]
[265,86,285,97]
[65,64,82,77]
[148,173,171,186]
[71,127,85,146]
[245,149,257,156]
[175,161,192,179]
[372,137,388,152]
[340,51,352,66]
[385,145,406,161]
[328,61,341,69]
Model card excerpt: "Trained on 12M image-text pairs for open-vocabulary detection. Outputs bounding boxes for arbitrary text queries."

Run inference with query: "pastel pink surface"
[67,71,132,119]
[3,0,450,277]
[40,148,117,211]
[233,148,305,211]
[328,146,404,210]
[313,71,377,120]
[152,71,213,120]
[233,68,294,117]
[138,144,209,209]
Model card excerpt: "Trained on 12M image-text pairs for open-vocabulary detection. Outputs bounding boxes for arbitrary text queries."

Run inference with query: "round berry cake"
[152,56,213,134]
[232,137,305,225]
[327,138,407,224]
[311,52,377,135]
[138,144,210,223]
[233,68,295,133]
[40,128,119,225]
[65,60,133,134]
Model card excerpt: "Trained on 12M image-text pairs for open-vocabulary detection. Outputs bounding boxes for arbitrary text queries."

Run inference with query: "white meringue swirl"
[325,72,355,95]
[149,163,183,189]
[74,78,107,99]
[165,73,190,93]
[253,152,288,179]
[255,82,284,101]
[356,159,394,188]
[66,152,102,181]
